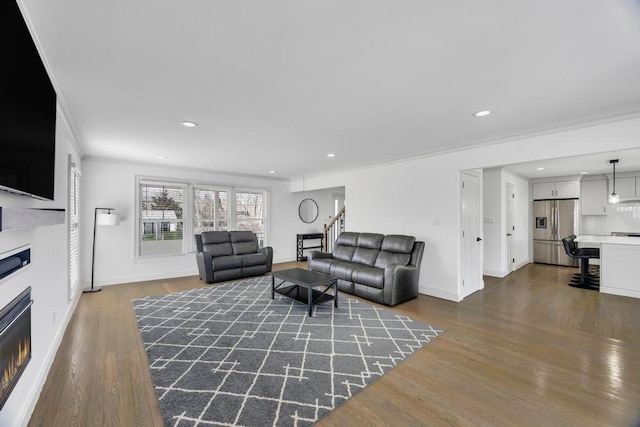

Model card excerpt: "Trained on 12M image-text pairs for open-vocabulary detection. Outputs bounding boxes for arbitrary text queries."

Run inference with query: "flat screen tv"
[0,1,57,201]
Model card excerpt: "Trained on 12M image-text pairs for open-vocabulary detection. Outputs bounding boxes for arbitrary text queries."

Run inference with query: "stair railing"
[323,206,345,253]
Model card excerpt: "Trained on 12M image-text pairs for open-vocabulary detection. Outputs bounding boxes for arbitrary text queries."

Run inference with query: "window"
[136,178,268,258]
[235,190,267,247]
[194,187,228,235]
[68,157,80,296]
[139,181,185,257]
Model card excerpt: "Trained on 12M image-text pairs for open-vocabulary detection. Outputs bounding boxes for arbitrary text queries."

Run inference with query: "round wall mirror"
[298,198,319,223]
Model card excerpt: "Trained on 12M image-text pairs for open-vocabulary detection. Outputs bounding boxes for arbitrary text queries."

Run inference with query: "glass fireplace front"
[0,287,32,410]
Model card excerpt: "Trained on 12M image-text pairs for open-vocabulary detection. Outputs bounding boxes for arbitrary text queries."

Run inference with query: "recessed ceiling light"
[327,153,336,158]
[269,170,277,174]
[536,167,545,171]
[181,121,198,128]
[473,110,491,117]
[580,171,589,175]
[156,155,167,159]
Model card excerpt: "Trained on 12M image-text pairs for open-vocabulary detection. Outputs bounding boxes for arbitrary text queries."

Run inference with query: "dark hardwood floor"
[29,262,640,426]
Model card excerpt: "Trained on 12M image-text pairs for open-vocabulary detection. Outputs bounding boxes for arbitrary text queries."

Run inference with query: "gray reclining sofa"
[194,231,273,283]
[307,232,424,306]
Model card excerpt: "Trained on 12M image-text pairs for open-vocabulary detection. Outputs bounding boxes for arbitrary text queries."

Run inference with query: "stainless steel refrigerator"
[533,199,579,267]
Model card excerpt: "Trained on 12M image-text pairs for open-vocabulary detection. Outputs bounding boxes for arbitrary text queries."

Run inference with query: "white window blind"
[68,161,80,291]
[235,189,267,247]
[194,186,228,234]
[138,181,186,257]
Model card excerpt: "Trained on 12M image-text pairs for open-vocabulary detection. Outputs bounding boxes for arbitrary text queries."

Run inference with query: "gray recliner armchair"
[194,231,273,283]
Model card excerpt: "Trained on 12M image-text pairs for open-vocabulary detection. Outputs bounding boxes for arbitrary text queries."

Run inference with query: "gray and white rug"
[132,276,443,427]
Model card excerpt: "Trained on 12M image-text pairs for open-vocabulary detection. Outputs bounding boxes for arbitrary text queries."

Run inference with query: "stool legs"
[569,258,599,290]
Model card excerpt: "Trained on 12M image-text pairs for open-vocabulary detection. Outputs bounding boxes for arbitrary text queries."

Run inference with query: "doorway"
[461,171,483,298]
[506,182,515,274]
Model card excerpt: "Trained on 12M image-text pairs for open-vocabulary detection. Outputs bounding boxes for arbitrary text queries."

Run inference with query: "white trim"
[419,285,461,302]
[600,287,640,299]
[87,156,288,182]
[92,269,198,287]
[291,110,640,183]
[483,269,509,278]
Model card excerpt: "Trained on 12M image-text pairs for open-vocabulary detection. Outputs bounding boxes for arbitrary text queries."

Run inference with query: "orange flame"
[1,336,30,391]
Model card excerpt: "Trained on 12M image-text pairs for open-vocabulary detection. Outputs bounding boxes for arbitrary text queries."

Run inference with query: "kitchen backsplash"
[581,204,640,234]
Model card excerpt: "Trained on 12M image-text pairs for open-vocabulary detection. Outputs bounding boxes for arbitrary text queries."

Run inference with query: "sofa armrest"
[196,252,214,283]
[259,246,274,272]
[383,264,420,306]
[307,250,332,263]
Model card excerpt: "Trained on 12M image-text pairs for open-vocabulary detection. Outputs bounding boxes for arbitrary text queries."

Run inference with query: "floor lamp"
[85,207,120,293]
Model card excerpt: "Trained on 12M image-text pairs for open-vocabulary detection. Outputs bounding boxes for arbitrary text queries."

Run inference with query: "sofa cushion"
[333,245,356,262]
[233,241,258,255]
[337,279,354,294]
[352,266,384,289]
[201,231,231,244]
[201,231,233,257]
[353,283,384,305]
[242,252,267,267]
[230,231,258,243]
[352,247,380,266]
[375,251,411,268]
[381,235,415,254]
[230,231,259,255]
[308,257,341,275]
[211,255,243,270]
[335,232,359,246]
[357,233,384,249]
[329,261,357,281]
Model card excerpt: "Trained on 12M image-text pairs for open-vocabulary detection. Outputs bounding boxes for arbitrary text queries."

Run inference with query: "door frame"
[505,181,515,274]
[460,170,483,300]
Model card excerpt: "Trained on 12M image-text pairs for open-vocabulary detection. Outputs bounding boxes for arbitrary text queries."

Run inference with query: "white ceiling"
[21,0,640,179]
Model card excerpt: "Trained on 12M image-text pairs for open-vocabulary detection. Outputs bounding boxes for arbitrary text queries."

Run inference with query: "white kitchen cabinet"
[533,180,580,200]
[580,179,607,215]
[612,177,636,198]
[601,243,640,298]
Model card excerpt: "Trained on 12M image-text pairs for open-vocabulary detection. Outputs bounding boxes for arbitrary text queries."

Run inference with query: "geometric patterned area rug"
[132,276,444,426]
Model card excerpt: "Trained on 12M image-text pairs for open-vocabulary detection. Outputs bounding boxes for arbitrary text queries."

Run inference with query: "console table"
[296,233,324,261]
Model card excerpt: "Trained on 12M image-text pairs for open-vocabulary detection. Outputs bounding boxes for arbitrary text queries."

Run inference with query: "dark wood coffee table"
[271,268,338,316]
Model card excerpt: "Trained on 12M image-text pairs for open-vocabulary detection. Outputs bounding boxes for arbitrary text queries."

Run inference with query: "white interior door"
[461,172,483,298]
[506,182,515,274]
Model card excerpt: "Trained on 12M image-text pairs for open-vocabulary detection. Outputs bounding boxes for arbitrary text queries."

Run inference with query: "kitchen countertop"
[576,235,640,245]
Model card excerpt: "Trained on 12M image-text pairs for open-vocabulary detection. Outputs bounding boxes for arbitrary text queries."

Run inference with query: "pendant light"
[609,159,620,204]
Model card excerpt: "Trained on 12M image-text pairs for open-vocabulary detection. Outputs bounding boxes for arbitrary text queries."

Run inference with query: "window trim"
[68,155,80,299]
[136,177,189,259]
[135,176,270,259]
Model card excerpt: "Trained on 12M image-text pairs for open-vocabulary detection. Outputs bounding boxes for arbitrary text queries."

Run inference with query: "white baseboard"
[87,269,199,288]
[419,285,461,302]
[514,260,529,271]
[483,269,509,278]
[600,286,640,299]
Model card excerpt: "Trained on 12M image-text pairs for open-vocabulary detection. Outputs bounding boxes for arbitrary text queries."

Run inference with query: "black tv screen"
[0,1,57,201]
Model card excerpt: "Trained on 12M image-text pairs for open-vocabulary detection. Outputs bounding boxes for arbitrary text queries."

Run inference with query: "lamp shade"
[96,212,120,226]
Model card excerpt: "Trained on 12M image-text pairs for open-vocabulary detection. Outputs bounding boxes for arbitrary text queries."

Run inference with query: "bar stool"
[561,235,599,290]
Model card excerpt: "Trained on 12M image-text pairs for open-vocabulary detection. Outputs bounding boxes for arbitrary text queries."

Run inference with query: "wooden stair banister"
[323,205,345,252]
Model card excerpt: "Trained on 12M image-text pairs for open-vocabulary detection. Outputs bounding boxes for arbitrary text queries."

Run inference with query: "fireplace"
[0,287,32,410]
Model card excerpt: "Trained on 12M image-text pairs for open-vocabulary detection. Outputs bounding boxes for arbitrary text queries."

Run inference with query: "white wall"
[80,160,342,287]
[292,187,345,233]
[0,108,82,427]
[482,170,503,275]
[293,116,640,302]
